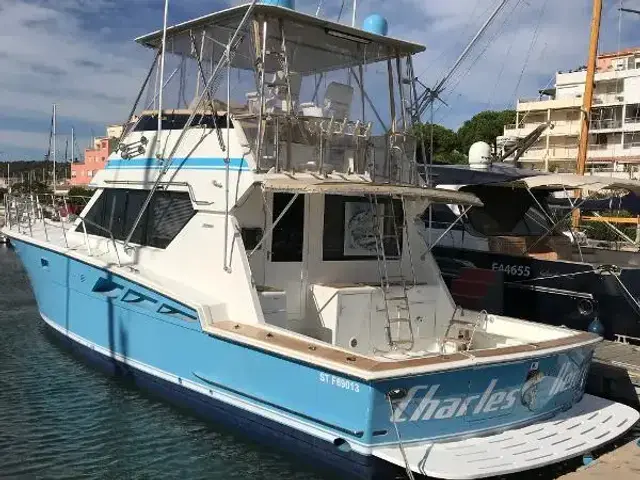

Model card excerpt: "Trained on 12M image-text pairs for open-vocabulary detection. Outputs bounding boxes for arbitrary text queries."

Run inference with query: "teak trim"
[209,321,599,377]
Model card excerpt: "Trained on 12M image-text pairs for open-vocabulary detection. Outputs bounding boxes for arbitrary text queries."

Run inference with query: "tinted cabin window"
[323,195,403,261]
[271,193,304,262]
[423,204,463,231]
[81,189,194,249]
[133,113,233,132]
[463,186,553,236]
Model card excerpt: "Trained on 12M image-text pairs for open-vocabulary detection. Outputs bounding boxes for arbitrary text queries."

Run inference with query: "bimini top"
[507,173,640,195]
[262,178,483,206]
[135,3,426,75]
[428,164,640,195]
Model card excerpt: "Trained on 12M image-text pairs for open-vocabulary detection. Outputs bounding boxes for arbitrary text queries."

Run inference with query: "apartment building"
[71,124,123,186]
[499,48,640,176]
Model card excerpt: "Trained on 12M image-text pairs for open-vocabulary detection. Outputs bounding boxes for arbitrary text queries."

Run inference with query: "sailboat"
[2,2,638,478]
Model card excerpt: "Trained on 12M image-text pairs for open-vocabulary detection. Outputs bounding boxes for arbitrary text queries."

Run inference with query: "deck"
[587,340,640,408]
[557,438,640,480]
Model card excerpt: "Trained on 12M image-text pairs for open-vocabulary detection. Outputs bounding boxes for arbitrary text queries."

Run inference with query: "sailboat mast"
[52,104,57,193]
[576,0,602,176]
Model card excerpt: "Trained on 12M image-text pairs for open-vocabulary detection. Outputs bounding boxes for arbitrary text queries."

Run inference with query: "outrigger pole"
[576,0,602,177]
[573,0,602,227]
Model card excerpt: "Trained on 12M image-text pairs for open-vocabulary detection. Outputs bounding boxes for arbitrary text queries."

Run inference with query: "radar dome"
[363,14,388,36]
[259,0,295,8]
[468,141,492,169]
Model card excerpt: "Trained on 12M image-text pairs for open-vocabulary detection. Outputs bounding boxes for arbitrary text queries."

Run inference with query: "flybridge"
[134,3,425,75]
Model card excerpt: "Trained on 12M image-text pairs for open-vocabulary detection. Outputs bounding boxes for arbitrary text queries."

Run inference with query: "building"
[71,124,123,186]
[499,48,640,176]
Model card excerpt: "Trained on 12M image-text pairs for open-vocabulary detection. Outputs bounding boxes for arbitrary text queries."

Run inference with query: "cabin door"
[264,192,308,324]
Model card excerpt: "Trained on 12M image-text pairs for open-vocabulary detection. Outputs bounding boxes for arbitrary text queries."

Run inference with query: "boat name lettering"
[549,360,589,396]
[392,379,520,422]
[491,262,531,277]
[319,372,360,392]
[540,270,562,279]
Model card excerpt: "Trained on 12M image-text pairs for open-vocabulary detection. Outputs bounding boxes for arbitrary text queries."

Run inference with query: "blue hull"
[42,319,393,480]
[9,236,599,479]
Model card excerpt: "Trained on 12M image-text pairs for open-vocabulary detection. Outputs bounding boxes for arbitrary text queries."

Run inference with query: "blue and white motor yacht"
[3,3,638,478]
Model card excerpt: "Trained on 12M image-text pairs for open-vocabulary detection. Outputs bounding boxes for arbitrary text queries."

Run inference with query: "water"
[0,245,637,480]
[0,246,330,480]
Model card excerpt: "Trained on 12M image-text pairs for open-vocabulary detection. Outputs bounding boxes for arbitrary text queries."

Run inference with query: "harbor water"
[0,245,329,480]
[0,244,637,480]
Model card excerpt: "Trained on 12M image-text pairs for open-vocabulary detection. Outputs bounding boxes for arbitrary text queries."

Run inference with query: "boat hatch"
[372,394,639,479]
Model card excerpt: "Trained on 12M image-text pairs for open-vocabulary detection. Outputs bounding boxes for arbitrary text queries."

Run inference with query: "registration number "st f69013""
[491,262,531,277]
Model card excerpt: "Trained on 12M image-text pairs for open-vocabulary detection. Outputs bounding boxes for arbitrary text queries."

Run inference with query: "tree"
[68,186,93,198]
[413,123,466,165]
[9,181,51,195]
[67,186,94,209]
[457,110,517,154]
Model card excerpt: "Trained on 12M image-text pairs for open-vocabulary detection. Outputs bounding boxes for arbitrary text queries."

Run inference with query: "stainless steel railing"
[4,194,121,267]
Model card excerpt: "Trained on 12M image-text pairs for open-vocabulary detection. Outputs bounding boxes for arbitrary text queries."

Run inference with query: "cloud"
[1,0,640,160]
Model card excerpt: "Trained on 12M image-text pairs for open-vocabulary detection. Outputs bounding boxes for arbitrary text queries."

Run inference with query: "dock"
[557,438,640,479]
[587,340,640,408]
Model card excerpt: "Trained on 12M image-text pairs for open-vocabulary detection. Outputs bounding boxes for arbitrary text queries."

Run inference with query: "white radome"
[468,141,492,169]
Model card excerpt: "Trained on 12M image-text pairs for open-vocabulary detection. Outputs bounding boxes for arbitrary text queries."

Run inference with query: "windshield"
[461,185,554,236]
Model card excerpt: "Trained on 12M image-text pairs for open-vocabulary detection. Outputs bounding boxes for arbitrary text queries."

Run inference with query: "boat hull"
[433,245,640,341]
[9,236,634,479]
[41,314,391,479]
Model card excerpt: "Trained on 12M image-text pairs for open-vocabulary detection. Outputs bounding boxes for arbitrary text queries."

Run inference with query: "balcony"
[516,96,582,111]
[592,93,625,105]
[590,119,623,130]
[503,121,579,137]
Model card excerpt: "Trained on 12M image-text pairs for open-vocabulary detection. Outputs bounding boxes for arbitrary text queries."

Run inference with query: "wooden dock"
[587,340,640,409]
[557,438,640,479]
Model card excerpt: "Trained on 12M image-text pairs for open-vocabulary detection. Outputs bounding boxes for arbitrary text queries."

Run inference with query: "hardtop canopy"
[135,3,426,76]
[261,177,483,206]
[507,173,640,195]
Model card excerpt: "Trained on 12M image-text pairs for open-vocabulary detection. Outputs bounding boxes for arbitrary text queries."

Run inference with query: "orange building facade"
[70,125,122,186]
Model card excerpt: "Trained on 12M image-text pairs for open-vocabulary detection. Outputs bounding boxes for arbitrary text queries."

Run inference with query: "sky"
[0,0,639,161]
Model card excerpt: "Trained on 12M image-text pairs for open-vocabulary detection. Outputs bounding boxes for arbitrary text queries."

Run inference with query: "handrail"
[74,215,122,267]
[5,194,121,267]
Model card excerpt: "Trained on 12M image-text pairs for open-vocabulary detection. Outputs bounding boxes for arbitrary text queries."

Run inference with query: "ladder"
[370,194,415,351]
[442,307,486,352]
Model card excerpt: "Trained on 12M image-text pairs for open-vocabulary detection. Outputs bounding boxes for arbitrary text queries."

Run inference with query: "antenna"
[412,0,509,121]
[156,0,170,158]
[352,0,357,27]
[52,104,57,193]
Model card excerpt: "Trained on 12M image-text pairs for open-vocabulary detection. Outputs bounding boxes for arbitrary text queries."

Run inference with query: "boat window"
[463,185,553,236]
[423,204,464,231]
[133,113,233,132]
[271,193,304,262]
[323,195,403,261]
[81,189,195,248]
[241,228,263,251]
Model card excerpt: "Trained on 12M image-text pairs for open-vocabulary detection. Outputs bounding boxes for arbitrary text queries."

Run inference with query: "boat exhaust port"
[332,438,352,453]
